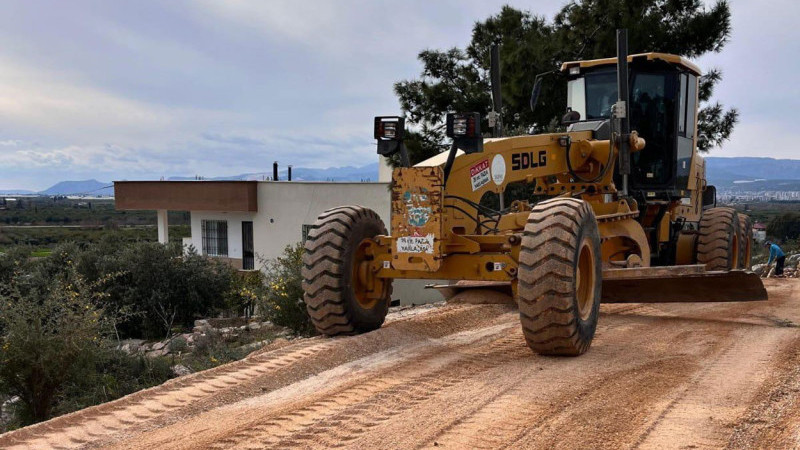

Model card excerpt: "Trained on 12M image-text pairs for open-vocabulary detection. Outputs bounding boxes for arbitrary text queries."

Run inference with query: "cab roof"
[561,52,701,76]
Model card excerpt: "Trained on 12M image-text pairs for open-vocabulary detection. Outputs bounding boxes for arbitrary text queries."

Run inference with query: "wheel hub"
[352,239,387,309]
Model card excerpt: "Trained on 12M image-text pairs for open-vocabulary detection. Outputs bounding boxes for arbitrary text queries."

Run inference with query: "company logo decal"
[491,154,506,185]
[511,150,547,170]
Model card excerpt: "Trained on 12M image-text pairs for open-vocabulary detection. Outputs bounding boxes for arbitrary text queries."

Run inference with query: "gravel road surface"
[2,279,798,449]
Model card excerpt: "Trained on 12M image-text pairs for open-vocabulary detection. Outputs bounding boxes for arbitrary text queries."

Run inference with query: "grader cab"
[301,30,766,355]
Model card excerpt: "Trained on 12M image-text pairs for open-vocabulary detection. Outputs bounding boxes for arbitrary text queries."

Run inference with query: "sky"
[0,0,797,191]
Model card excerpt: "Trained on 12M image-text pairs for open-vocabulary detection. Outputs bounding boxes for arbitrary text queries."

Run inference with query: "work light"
[374,116,405,141]
[446,112,481,139]
[445,112,483,153]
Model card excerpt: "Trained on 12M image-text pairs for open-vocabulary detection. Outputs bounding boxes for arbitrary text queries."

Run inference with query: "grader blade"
[601,266,768,303]
[427,281,513,301]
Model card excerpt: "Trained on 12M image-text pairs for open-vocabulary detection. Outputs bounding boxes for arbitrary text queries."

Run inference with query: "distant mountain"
[7,158,799,197]
[38,179,113,196]
[705,157,800,186]
[167,162,379,182]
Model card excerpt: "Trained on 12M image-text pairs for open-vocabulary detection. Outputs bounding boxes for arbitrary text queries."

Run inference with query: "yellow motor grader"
[301,30,766,355]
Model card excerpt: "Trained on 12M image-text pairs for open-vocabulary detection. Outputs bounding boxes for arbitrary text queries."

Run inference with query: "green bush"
[0,269,108,424]
[225,270,266,319]
[78,240,236,339]
[767,212,800,242]
[2,239,238,340]
[259,243,314,336]
[56,352,173,419]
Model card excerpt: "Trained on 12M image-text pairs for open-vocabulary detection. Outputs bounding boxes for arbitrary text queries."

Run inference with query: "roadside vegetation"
[0,239,311,431]
[0,197,189,253]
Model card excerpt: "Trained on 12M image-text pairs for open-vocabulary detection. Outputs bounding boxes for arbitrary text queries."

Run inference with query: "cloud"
[0,1,795,190]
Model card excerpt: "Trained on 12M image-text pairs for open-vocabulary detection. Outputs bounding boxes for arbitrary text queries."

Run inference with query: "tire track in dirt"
[113,319,522,449]
[262,335,529,450]
[236,303,699,449]
[632,281,800,449]
[0,304,513,450]
[727,335,800,449]
[418,322,697,449]
[2,281,798,450]
[418,285,797,450]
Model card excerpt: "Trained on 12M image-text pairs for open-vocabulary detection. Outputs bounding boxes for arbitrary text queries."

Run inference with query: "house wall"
[188,211,254,266]
[254,182,391,259]
[187,181,443,305]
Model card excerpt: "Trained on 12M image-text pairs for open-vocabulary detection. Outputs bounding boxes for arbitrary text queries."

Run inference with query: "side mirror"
[530,77,543,113]
[702,185,717,209]
[561,108,581,125]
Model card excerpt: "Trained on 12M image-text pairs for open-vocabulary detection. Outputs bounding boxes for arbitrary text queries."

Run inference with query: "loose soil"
[1,280,798,449]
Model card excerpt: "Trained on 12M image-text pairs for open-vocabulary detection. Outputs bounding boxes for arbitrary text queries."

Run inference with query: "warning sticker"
[470,159,490,191]
[396,234,435,254]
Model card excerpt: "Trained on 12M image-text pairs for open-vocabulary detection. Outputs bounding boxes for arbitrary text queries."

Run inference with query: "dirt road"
[2,279,799,449]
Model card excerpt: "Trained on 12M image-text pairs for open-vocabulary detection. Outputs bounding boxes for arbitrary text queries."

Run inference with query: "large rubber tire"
[517,198,602,356]
[697,207,741,271]
[302,206,392,336]
[738,214,753,270]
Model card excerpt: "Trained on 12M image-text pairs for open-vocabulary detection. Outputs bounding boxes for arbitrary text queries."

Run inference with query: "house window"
[201,220,228,257]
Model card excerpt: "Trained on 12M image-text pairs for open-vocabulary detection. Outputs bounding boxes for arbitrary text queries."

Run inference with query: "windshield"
[629,72,674,185]
[567,69,677,186]
[567,70,617,120]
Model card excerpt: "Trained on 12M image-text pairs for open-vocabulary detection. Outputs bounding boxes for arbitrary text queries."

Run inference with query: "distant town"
[718,189,800,203]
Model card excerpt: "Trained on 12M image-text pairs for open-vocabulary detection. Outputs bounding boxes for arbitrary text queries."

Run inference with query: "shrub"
[225,270,266,320]
[80,240,236,339]
[259,243,314,336]
[767,212,800,242]
[168,336,188,354]
[3,239,239,340]
[56,352,173,418]
[0,269,108,424]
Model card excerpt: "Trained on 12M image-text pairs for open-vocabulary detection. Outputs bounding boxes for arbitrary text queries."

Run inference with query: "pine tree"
[394,1,737,164]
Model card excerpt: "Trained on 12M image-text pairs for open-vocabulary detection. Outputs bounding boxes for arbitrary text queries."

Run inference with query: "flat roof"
[561,52,702,76]
[113,180,391,211]
[114,181,258,212]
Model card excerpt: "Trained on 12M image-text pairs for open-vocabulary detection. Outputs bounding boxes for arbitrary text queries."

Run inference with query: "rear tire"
[697,207,741,271]
[517,198,602,356]
[302,206,392,336]
[738,214,753,270]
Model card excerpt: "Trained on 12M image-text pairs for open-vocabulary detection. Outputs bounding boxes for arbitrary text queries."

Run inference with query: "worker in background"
[765,241,786,277]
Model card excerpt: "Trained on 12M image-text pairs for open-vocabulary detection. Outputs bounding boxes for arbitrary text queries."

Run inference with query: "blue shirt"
[767,244,785,264]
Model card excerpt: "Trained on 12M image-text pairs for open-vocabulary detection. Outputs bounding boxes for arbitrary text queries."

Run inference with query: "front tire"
[738,214,753,270]
[697,207,740,271]
[517,198,602,356]
[302,206,392,336]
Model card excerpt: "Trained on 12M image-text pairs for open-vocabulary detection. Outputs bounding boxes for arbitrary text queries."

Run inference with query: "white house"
[114,176,442,305]
[753,222,767,243]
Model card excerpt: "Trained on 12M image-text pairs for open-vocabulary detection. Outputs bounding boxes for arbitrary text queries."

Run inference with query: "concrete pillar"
[378,155,393,182]
[157,209,169,244]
